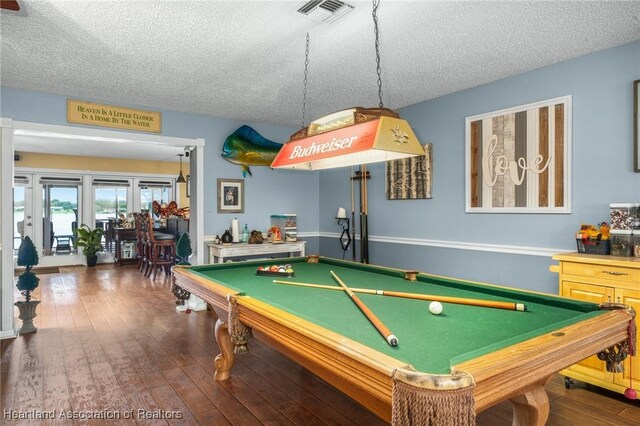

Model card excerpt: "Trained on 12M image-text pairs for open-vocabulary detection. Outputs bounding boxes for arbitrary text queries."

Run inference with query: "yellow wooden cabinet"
[551,253,640,393]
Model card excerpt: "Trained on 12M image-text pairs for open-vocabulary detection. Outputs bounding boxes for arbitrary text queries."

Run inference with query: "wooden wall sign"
[67,99,162,133]
[386,143,432,200]
[465,96,571,213]
[634,80,639,172]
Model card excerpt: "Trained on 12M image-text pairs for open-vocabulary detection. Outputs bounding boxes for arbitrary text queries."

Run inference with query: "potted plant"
[75,224,104,267]
[15,236,40,333]
[176,232,192,266]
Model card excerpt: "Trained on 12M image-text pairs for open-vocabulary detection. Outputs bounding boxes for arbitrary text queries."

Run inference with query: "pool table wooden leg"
[509,384,549,426]
[214,318,234,381]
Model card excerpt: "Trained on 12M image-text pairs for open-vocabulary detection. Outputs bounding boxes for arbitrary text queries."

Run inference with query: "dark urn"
[221,230,233,244]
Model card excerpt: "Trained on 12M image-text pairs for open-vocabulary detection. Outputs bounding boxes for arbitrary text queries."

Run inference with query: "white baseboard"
[0,327,18,340]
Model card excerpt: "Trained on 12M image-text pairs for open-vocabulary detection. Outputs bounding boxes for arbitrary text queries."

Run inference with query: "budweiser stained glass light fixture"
[271,0,423,171]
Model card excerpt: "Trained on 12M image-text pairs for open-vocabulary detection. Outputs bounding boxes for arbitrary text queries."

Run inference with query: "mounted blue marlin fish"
[221,125,283,177]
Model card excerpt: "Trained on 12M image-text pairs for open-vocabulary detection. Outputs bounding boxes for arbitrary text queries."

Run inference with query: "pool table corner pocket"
[391,368,476,425]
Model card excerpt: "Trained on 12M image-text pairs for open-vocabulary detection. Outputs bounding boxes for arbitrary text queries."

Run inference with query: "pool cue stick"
[358,165,368,264]
[364,165,369,263]
[272,279,527,311]
[330,271,398,346]
[351,166,356,261]
[358,165,364,263]
[362,165,366,263]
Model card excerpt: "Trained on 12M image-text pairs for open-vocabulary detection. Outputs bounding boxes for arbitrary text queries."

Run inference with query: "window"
[139,180,173,211]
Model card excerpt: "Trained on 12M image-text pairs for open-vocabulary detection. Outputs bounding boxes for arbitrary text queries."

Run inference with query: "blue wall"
[319,40,640,293]
[3,40,639,291]
[0,87,320,253]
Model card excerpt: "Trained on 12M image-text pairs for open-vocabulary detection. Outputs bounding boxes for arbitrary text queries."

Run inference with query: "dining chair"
[145,213,176,279]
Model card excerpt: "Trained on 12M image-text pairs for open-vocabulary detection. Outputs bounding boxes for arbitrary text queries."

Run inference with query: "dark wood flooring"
[1,264,639,425]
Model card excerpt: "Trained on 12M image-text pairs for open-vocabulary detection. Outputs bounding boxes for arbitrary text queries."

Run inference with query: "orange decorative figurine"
[269,226,283,244]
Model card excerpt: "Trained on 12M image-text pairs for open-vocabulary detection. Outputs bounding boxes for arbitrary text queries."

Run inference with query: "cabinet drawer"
[563,262,640,283]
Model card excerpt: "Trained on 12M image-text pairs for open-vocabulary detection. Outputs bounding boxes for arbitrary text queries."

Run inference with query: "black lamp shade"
[177,154,186,183]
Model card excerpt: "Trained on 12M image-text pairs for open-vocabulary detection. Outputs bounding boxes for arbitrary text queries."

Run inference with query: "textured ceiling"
[1,1,640,128]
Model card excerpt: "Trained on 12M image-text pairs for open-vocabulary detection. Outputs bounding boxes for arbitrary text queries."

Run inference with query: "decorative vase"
[14,300,40,334]
[87,255,98,267]
[221,230,233,245]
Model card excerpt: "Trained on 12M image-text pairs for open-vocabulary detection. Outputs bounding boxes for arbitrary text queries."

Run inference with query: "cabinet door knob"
[602,270,628,276]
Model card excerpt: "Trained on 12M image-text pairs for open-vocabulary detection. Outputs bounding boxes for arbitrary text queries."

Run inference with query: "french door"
[14,171,176,267]
[14,174,84,267]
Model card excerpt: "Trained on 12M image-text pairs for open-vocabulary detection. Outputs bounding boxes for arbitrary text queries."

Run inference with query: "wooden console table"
[207,241,306,264]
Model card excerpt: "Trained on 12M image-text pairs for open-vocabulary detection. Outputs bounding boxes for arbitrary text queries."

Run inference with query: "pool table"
[172,256,634,425]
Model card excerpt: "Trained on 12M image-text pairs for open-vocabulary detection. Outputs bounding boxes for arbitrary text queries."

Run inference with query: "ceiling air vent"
[297,0,354,24]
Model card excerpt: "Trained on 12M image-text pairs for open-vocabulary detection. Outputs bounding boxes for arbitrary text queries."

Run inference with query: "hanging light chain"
[301,33,310,128]
[372,0,384,108]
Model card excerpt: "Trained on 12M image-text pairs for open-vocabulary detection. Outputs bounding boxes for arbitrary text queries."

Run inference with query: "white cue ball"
[429,301,443,315]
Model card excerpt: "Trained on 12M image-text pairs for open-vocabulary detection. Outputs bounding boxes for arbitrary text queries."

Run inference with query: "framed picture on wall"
[465,96,572,213]
[634,80,639,172]
[217,178,244,213]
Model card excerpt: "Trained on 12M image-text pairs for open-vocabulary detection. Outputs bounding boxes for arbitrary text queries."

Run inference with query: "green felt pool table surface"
[188,256,603,374]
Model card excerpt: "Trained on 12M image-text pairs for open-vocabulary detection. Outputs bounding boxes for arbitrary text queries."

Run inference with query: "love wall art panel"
[465,96,571,213]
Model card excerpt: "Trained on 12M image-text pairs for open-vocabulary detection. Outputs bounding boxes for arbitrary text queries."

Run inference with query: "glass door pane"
[140,186,171,211]
[42,185,79,256]
[13,186,26,253]
[94,186,128,253]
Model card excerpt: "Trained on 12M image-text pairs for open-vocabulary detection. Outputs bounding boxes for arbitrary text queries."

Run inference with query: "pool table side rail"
[456,308,632,412]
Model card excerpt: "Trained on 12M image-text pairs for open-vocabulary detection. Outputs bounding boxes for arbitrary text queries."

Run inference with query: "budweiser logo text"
[289,136,358,159]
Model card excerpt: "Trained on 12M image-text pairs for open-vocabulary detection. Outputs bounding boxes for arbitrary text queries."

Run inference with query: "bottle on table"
[241,224,250,243]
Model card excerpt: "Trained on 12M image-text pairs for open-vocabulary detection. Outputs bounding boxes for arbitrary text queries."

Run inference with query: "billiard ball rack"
[256,270,295,278]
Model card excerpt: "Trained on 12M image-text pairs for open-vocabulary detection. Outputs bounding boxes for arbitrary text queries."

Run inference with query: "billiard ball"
[257,266,264,271]
[284,264,292,269]
[286,268,294,273]
[278,267,286,272]
[625,387,637,400]
[429,301,443,315]
[269,265,279,272]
